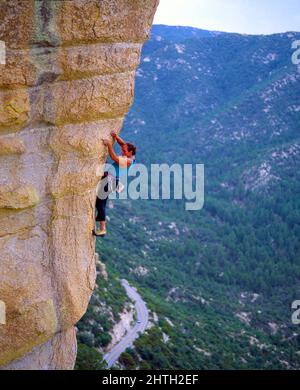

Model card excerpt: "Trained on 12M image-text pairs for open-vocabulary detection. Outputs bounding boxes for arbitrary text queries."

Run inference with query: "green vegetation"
[75,344,106,370]
[77,26,300,370]
[77,273,128,349]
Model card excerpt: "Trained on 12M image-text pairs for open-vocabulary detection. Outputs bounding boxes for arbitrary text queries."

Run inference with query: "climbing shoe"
[93,228,107,237]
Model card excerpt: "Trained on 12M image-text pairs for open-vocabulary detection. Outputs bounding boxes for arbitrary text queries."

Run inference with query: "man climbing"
[93,131,137,237]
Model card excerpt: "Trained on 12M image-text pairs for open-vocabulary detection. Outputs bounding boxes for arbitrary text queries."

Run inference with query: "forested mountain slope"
[78,25,300,370]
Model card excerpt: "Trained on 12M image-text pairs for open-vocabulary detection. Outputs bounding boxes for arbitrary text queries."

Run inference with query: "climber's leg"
[94,196,108,236]
[96,196,107,222]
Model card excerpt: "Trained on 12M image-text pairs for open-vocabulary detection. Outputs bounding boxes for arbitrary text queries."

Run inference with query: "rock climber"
[93,131,136,237]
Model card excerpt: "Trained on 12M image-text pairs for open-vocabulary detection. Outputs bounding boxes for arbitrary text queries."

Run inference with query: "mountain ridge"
[77,24,300,370]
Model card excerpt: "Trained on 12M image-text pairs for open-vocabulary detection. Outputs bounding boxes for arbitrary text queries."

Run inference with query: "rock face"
[0,0,159,370]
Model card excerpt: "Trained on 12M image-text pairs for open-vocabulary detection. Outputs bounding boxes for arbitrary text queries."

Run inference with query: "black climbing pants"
[95,173,119,222]
[95,176,109,222]
[95,195,107,222]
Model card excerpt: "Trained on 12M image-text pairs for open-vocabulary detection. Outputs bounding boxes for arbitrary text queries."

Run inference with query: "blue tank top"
[109,158,136,179]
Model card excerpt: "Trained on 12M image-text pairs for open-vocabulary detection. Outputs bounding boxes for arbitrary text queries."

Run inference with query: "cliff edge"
[0,0,159,370]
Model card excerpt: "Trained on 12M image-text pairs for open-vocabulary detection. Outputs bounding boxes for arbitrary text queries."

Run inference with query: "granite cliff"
[0,0,159,370]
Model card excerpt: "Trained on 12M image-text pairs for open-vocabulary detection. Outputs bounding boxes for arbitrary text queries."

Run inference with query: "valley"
[77,25,300,370]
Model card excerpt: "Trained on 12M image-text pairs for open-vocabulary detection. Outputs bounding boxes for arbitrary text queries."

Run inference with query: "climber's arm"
[103,140,119,164]
[111,131,126,146]
[103,139,132,168]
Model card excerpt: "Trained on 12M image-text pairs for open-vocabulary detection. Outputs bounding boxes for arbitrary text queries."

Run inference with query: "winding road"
[103,279,149,369]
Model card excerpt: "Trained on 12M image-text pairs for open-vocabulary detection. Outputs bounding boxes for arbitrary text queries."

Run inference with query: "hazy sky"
[154,0,300,35]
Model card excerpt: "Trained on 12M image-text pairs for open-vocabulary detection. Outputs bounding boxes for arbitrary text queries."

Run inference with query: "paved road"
[103,279,149,368]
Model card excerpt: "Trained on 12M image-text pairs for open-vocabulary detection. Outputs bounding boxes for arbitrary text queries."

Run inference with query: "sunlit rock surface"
[0,0,159,370]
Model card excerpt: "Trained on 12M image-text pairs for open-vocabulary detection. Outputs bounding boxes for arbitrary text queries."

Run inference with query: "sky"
[154,0,300,35]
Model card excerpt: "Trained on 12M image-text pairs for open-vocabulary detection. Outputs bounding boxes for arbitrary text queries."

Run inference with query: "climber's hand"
[111,131,117,138]
[103,139,112,147]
